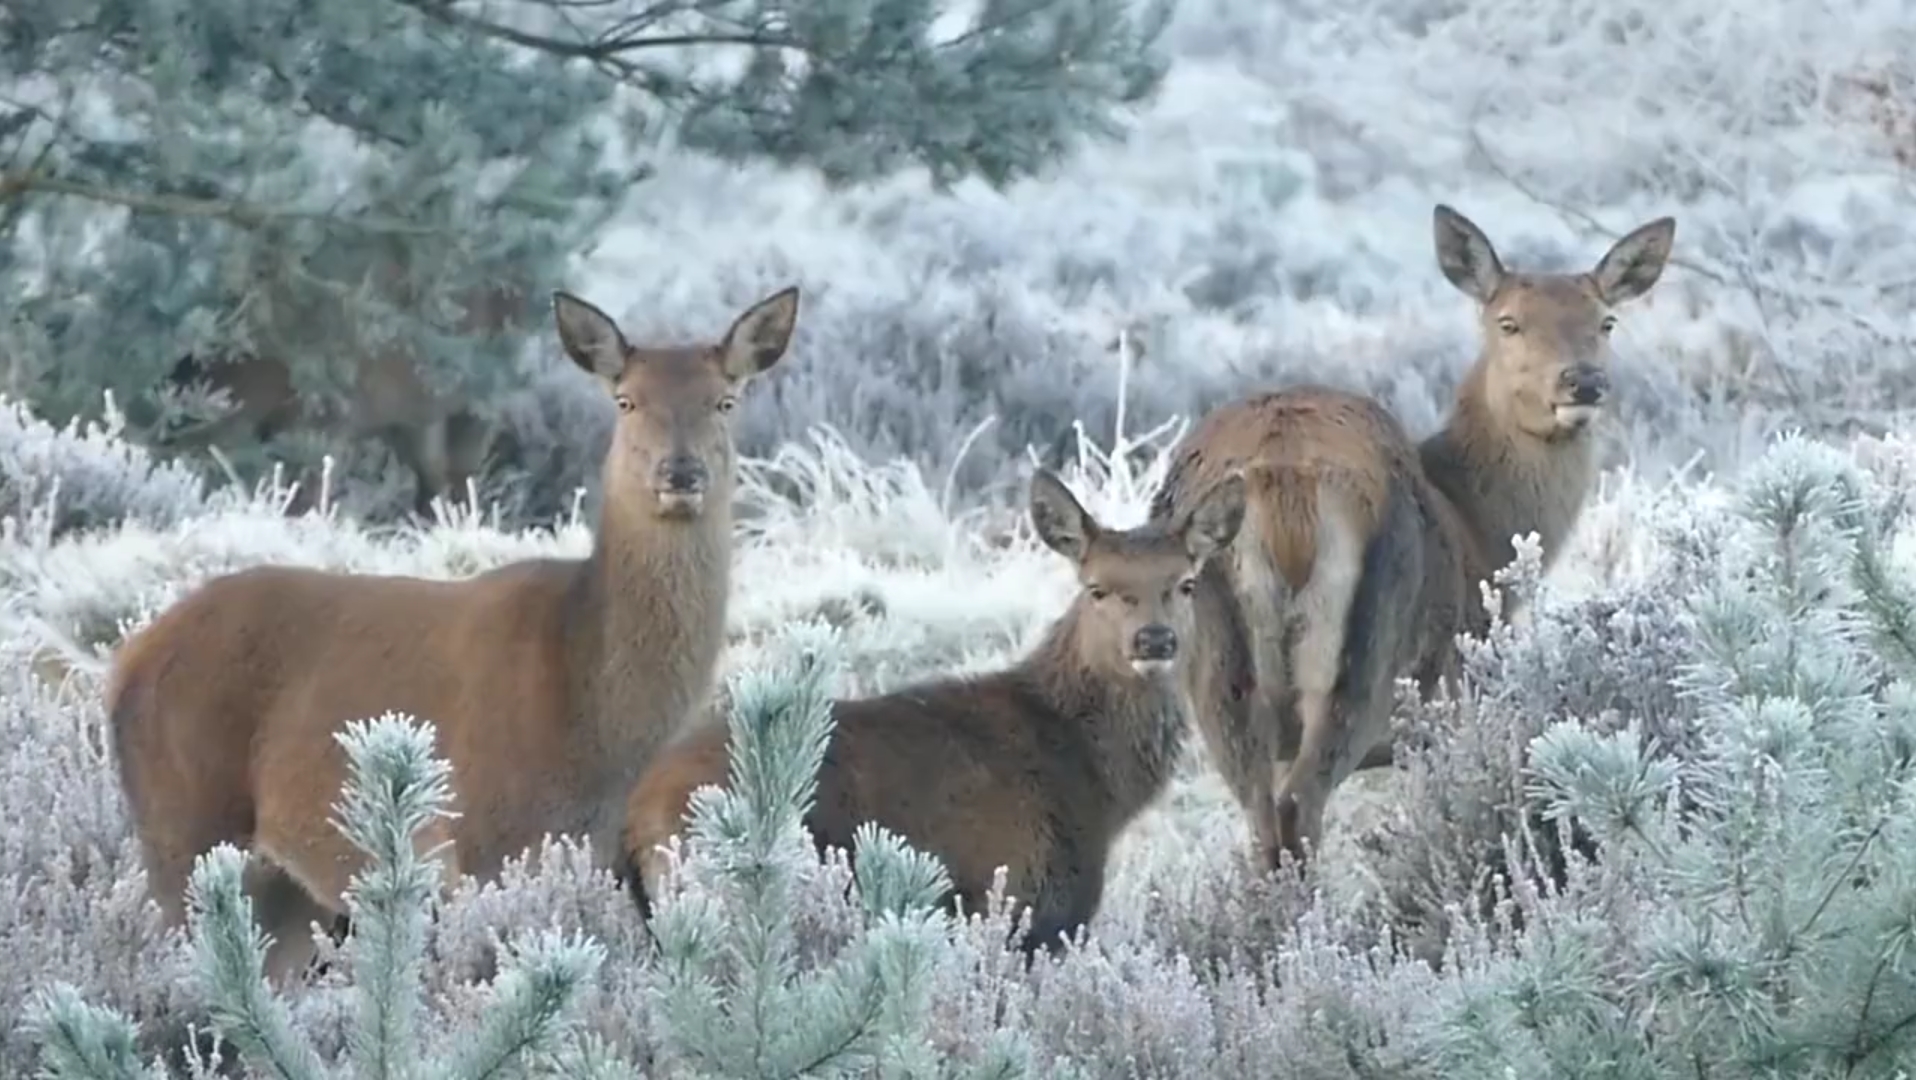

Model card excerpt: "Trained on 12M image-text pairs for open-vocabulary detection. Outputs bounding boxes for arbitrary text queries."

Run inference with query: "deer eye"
[1177,577,1198,596]
[1496,316,1521,336]
[715,395,738,414]
[1086,584,1109,602]
[1600,315,1618,334]
[614,394,635,414]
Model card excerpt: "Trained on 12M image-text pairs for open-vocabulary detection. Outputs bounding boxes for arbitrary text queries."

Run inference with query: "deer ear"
[1180,473,1246,563]
[552,292,628,381]
[1591,216,1676,304]
[1432,204,1505,303]
[720,286,800,382]
[1029,470,1096,563]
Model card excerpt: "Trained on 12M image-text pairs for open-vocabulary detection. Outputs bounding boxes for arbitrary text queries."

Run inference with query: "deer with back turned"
[108,285,802,984]
[621,468,1252,956]
[1150,204,1676,872]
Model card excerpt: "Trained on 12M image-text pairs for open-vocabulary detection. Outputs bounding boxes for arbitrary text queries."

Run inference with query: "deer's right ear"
[552,291,629,381]
[1433,204,1505,303]
[1029,470,1096,563]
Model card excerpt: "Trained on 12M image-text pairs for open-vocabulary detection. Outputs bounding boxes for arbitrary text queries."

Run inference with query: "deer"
[620,468,1252,957]
[159,279,527,518]
[107,284,802,984]
[1148,203,1676,874]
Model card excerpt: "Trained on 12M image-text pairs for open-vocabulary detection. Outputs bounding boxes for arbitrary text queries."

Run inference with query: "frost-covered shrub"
[1356,530,1703,961]
[1355,433,1916,1075]
[0,640,193,1073]
[0,394,221,542]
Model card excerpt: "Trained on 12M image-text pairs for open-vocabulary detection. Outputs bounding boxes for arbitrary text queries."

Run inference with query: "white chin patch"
[654,492,706,517]
[1553,404,1601,430]
[1130,658,1176,678]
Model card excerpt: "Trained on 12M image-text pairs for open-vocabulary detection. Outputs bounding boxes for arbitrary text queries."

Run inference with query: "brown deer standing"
[621,468,1251,956]
[160,279,527,517]
[1150,204,1676,872]
[108,285,802,983]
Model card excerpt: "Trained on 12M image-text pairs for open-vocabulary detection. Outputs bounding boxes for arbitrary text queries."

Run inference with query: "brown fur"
[621,469,1251,956]
[161,279,526,517]
[1151,204,1676,871]
[108,285,803,984]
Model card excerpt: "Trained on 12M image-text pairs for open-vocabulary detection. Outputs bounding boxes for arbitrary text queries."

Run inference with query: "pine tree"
[0,0,1174,518]
[25,712,608,1078]
[644,620,1033,1079]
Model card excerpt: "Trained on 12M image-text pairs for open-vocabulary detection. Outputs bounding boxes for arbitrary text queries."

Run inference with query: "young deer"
[161,279,526,517]
[108,285,802,984]
[1150,204,1676,872]
[621,469,1250,956]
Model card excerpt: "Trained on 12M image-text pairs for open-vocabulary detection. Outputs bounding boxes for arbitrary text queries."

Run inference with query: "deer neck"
[1022,602,1187,825]
[1420,363,1599,589]
[570,483,733,768]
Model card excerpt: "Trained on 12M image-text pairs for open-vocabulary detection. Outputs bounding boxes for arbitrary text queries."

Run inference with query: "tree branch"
[392,0,798,68]
[1465,126,1730,288]
[259,59,416,151]
[0,171,442,235]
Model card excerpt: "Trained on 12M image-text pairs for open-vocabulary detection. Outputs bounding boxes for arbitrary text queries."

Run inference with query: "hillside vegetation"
[8,400,1916,1075]
[5,0,1916,1074]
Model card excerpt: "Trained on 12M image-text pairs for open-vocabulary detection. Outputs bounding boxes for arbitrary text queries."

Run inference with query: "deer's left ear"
[719,286,800,382]
[1591,217,1676,304]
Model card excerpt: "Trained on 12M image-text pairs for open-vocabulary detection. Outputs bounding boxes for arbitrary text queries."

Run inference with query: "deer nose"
[655,455,708,496]
[1132,624,1178,661]
[1561,365,1609,406]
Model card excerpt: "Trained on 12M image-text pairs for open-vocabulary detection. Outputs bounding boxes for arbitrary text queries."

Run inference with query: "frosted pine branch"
[24,984,166,1080]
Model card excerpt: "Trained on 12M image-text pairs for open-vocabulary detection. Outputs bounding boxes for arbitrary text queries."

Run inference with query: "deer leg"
[1277,483,1425,857]
[381,423,448,519]
[1269,498,1365,868]
[243,856,337,987]
[441,408,495,511]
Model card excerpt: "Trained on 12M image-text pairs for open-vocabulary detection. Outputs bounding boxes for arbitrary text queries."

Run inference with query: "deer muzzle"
[653,455,710,516]
[1130,624,1179,677]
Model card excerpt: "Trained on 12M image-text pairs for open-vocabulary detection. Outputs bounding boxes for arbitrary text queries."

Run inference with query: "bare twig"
[1466,126,1728,286]
[1,90,73,180]
[0,110,36,155]
[587,0,696,48]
